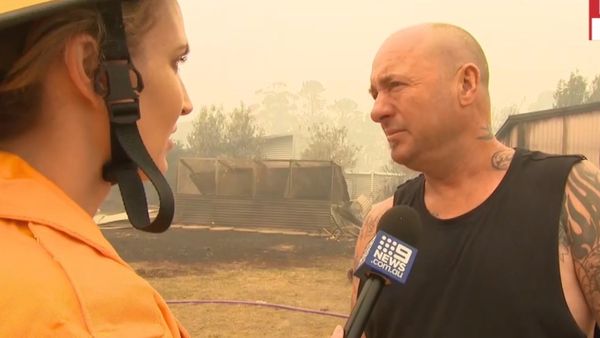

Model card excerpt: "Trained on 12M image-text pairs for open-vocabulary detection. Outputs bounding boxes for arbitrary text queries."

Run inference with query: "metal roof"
[495,101,600,139]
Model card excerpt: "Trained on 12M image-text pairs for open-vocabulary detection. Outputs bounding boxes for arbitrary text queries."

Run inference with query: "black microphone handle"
[344,277,375,335]
[344,275,385,338]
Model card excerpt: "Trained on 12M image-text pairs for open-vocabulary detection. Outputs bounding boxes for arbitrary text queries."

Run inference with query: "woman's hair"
[0,1,158,141]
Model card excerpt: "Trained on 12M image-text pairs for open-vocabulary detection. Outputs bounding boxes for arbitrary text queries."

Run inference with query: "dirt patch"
[102,223,355,269]
[101,224,356,337]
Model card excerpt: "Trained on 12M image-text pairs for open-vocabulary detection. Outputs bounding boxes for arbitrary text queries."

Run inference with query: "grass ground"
[104,226,356,338]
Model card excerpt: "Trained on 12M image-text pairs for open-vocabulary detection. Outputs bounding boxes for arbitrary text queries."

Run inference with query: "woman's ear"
[62,34,103,108]
[456,62,480,107]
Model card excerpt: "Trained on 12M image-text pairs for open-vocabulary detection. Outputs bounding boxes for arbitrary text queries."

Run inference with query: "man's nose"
[371,93,393,123]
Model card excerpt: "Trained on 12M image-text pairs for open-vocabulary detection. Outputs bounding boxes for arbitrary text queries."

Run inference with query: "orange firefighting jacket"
[0,151,189,338]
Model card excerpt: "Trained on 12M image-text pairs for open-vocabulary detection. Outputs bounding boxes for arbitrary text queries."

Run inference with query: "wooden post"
[286,160,293,199]
[215,159,220,196]
[329,162,335,202]
[370,171,375,197]
[562,116,568,154]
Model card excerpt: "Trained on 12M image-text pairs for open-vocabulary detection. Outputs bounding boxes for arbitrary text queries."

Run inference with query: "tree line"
[173,70,600,175]
[492,70,600,132]
[174,80,376,172]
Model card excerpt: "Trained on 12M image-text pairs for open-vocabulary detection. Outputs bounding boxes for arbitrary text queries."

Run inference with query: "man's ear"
[62,34,103,108]
[456,63,480,107]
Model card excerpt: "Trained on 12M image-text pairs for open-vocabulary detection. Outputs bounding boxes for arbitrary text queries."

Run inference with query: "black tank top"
[364,148,585,338]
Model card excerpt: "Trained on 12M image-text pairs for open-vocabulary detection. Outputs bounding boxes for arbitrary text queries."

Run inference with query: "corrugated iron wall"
[263,137,294,160]
[175,195,332,231]
[526,116,564,154]
[565,112,600,164]
[499,110,600,165]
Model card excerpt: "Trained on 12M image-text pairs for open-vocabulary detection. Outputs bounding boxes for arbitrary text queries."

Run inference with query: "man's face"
[369,33,459,169]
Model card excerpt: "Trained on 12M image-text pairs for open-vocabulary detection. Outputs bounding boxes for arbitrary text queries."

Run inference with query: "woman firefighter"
[0,0,193,336]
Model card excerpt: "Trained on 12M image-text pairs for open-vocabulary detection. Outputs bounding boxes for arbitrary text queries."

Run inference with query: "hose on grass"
[166,299,349,319]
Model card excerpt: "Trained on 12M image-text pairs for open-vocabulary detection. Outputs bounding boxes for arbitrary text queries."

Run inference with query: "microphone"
[344,205,422,338]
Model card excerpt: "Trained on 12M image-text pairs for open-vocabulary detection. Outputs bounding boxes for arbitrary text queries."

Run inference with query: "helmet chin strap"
[96,1,174,233]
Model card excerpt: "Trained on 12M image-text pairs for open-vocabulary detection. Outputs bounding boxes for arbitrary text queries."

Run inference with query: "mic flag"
[354,231,418,284]
[344,205,421,338]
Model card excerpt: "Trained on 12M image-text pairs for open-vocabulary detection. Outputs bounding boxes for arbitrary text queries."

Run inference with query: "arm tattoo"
[364,214,377,235]
[491,149,514,170]
[353,199,393,268]
[477,125,494,140]
[563,161,600,317]
[352,198,393,307]
[353,215,377,268]
[558,204,571,262]
[352,211,379,307]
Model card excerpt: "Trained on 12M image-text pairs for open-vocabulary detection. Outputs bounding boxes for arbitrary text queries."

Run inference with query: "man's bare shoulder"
[362,197,393,236]
[371,196,395,217]
[563,159,600,323]
[351,196,395,305]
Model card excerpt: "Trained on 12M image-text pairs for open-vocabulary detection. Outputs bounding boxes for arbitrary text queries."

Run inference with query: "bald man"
[347,23,600,337]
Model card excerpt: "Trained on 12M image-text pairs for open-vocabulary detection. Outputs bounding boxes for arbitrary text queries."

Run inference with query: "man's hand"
[330,325,344,338]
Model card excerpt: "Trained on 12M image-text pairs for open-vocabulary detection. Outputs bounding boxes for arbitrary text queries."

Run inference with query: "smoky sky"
[175,0,600,131]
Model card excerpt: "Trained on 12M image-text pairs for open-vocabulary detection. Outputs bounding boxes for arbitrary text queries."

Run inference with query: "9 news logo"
[374,235,412,271]
[368,234,417,284]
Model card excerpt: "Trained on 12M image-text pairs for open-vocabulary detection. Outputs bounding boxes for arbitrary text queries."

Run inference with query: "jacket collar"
[0,151,123,262]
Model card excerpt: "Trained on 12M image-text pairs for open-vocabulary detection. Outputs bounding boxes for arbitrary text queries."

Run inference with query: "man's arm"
[563,160,600,320]
[351,196,394,308]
